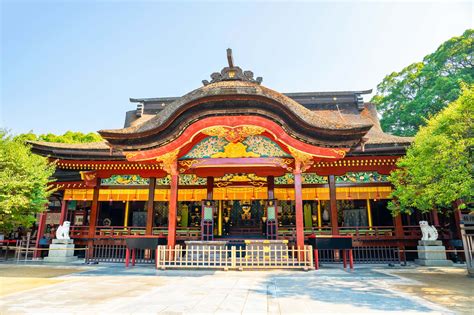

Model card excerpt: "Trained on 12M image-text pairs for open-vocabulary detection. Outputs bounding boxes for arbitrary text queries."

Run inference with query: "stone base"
[468,268,474,277]
[416,241,453,267]
[415,259,454,266]
[44,256,80,263]
[44,238,80,263]
[418,240,443,246]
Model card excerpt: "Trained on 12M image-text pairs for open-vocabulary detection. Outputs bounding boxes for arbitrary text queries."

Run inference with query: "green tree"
[372,29,473,136]
[14,131,103,143]
[388,85,474,215]
[0,131,56,234]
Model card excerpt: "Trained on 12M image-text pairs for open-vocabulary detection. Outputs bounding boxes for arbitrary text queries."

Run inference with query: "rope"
[5,246,89,251]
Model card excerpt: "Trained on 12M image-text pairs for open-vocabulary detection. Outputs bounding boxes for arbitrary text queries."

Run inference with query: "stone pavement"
[0,263,468,314]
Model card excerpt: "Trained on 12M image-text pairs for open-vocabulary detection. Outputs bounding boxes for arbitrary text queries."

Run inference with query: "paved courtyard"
[0,263,472,314]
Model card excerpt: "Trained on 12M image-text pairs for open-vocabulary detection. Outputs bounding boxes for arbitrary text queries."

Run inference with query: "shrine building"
[30,50,462,263]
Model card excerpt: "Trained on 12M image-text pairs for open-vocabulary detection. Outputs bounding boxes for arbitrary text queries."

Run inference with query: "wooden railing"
[317,246,400,264]
[69,226,89,238]
[338,226,395,238]
[69,226,201,240]
[402,225,452,240]
[69,224,430,241]
[88,244,155,264]
[156,244,314,270]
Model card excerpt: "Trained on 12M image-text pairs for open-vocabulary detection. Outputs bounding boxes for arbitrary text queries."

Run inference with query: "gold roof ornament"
[202,49,263,86]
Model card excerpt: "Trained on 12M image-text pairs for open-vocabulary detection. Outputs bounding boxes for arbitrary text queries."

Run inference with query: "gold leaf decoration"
[211,142,260,158]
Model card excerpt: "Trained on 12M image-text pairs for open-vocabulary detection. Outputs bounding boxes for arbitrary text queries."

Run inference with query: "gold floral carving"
[201,126,228,138]
[331,149,347,158]
[288,147,314,172]
[125,152,139,160]
[80,170,98,187]
[201,126,265,143]
[178,159,203,173]
[269,158,294,172]
[211,142,260,158]
[155,149,179,174]
[215,173,267,183]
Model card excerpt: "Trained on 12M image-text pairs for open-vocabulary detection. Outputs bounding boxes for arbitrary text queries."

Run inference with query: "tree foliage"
[14,131,103,144]
[388,85,474,215]
[372,29,473,136]
[0,131,56,234]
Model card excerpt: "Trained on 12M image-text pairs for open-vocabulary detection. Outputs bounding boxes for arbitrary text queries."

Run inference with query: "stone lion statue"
[419,220,438,241]
[56,221,71,240]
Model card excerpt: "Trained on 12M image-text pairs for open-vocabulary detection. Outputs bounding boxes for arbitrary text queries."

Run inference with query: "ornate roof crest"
[202,48,263,86]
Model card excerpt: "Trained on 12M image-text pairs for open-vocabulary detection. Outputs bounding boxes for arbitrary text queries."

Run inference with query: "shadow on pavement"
[252,268,436,313]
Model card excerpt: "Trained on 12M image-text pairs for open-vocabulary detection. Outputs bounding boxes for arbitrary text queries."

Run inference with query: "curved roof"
[29,141,124,160]
[103,81,371,135]
[99,80,374,150]
[29,50,412,160]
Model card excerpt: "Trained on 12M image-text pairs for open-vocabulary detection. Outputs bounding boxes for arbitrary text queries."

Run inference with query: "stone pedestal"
[44,239,80,263]
[415,240,453,266]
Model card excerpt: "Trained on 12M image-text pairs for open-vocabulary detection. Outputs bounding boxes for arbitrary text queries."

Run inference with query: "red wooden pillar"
[206,177,214,200]
[431,209,439,226]
[59,199,68,225]
[146,178,156,235]
[328,175,339,235]
[167,172,178,248]
[453,208,462,239]
[394,214,404,238]
[393,213,406,261]
[294,170,304,249]
[34,211,47,258]
[267,176,275,200]
[87,185,100,259]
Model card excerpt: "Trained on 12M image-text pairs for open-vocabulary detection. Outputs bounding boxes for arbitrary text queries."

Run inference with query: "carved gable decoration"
[101,175,149,186]
[182,135,290,159]
[201,126,265,143]
[275,173,328,185]
[179,174,207,185]
[215,173,267,188]
[336,172,389,183]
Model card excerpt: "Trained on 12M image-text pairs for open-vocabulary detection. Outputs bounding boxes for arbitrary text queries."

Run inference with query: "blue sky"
[1,1,472,135]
